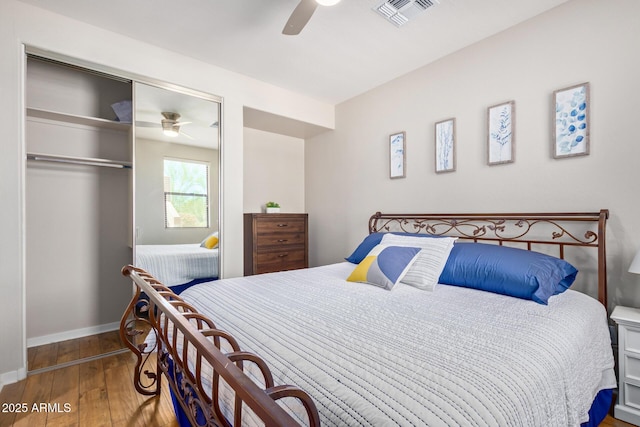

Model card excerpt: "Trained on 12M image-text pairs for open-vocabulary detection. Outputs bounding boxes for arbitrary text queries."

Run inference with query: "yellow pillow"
[201,232,219,249]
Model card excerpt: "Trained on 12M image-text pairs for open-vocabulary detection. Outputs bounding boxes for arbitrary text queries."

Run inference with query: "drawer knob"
[277,239,288,243]
[278,253,288,258]
[277,223,289,227]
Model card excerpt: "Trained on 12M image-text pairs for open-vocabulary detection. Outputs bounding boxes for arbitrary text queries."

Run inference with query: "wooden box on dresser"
[243,213,308,276]
[611,306,640,425]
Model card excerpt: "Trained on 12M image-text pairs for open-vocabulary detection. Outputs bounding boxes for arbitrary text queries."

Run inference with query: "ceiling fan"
[282,0,341,35]
[137,112,193,139]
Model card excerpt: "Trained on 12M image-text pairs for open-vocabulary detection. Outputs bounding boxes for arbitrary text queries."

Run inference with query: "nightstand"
[611,306,640,425]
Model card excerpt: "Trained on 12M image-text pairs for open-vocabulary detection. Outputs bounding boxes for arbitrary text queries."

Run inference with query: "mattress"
[135,244,218,287]
[175,262,616,426]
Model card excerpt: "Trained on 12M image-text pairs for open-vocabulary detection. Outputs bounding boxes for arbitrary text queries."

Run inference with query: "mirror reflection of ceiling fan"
[136,112,193,139]
[282,0,342,35]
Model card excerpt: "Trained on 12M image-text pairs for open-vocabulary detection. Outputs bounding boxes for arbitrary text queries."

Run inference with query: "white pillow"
[380,234,457,291]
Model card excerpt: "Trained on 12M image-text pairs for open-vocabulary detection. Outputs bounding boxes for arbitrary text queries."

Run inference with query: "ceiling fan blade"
[282,0,318,35]
[135,121,160,128]
[180,130,195,140]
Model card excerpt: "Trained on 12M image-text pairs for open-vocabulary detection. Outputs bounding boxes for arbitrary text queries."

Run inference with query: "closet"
[25,55,134,348]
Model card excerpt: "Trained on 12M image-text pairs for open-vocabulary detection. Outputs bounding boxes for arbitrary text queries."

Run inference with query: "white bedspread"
[135,244,218,287]
[179,262,616,427]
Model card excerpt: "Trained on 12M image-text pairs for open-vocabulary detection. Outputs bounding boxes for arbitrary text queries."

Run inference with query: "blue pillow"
[346,232,440,264]
[346,233,386,264]
[347,245,421,290]
[438,242,578,304]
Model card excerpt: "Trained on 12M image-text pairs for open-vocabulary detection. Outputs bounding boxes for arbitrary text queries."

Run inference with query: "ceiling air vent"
[374,0,440,27]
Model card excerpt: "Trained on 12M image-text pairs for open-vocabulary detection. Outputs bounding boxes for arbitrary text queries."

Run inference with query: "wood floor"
[0,329,178,427]
[0,331,636,427]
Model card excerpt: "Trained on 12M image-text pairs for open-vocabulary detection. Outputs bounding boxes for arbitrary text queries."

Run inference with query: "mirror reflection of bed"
[133,82,220,293]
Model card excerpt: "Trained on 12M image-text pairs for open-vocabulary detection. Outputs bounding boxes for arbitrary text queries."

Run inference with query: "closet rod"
[26,152,132,169]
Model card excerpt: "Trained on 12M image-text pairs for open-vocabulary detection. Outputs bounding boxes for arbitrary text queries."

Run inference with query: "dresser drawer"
[626,354,640,382]
[256,231,305,248]
[625,382,640,410]
[255,249,307,274]
[255,217,306,234]
[626,327,640,353]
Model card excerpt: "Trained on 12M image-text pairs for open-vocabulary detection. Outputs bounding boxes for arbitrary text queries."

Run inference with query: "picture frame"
[553,82,590,158]
[435,118,456,173]
[389,131,406,179]
[487,101,515,165]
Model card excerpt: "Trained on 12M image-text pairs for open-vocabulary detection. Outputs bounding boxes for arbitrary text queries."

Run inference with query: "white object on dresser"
[611,305,640,425]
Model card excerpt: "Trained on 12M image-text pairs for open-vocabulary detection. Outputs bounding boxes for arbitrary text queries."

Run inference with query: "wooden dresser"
[243,213,308,275]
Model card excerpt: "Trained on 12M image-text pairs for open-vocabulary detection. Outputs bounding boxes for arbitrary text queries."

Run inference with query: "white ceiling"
[19,0,569,105]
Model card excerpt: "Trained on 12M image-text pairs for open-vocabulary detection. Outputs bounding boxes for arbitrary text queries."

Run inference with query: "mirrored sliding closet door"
[133,82,221,290]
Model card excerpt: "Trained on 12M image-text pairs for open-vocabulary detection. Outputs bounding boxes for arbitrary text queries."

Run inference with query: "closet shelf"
[26,152,132,169]
[26,107,131,131]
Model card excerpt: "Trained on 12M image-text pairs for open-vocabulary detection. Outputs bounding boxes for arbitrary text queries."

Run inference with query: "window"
[164,158,209,228]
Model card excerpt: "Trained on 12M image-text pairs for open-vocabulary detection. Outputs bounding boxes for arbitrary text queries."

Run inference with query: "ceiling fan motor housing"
[161,112,181,134]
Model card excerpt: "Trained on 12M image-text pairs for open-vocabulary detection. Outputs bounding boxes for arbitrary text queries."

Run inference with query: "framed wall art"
[553,82,590,158]
[389,131,406,179]
[435,118,456,173]
[487,100,515,165]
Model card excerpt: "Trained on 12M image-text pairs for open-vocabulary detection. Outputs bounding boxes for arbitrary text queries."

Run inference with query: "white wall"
[0,0,333,387]
[243,128,305,214]
[306,0,640,311]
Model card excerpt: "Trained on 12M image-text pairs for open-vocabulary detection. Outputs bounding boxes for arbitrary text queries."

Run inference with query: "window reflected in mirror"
[163,158,210,228]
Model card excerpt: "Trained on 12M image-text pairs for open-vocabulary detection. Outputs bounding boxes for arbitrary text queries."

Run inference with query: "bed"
[120,211,615,426]
[135,243,219,291]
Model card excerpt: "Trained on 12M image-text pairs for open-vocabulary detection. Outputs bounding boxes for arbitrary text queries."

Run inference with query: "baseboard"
[0,366,28,391]
[26,321,120,348]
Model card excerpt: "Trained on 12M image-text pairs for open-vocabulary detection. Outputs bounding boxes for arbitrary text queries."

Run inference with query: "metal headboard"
[368,210,609,309]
